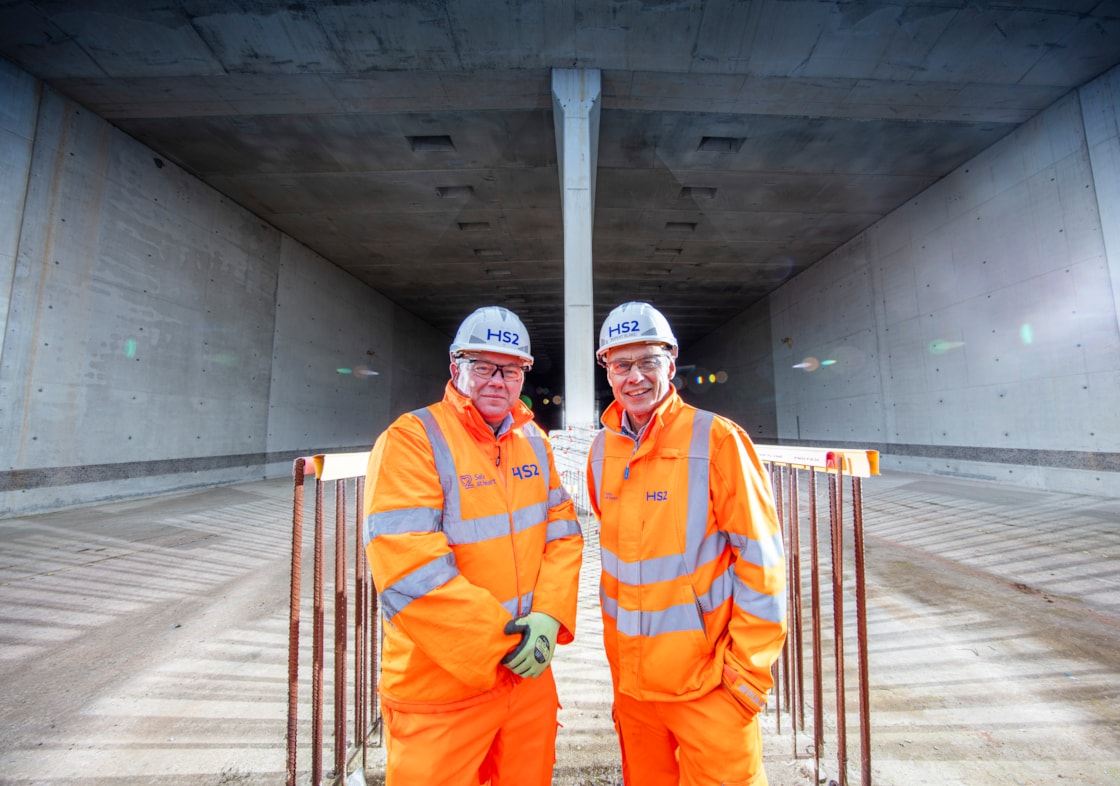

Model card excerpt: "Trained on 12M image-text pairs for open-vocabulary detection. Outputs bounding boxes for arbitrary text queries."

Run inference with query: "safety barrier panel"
[757,445,879,786]
[287,453,381,786]
[549,425,598,515]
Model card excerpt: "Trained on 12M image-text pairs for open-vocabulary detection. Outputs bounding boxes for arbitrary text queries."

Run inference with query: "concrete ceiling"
[4,1,1120,392]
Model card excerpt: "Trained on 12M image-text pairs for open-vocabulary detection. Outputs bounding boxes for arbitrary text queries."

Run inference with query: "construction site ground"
[1,469,1118,785]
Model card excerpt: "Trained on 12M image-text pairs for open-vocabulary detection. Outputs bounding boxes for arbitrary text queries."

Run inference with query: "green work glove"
[499,612,560,678]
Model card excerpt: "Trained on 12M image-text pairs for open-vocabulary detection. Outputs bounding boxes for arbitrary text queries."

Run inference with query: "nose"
[623,364,644,381]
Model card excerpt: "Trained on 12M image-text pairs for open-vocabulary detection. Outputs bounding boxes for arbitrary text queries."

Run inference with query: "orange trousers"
[613,685,767,786]
[382,671,559,786]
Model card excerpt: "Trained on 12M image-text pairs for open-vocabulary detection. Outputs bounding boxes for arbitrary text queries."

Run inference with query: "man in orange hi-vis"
[363,306,583,786]
[587,301,787,786]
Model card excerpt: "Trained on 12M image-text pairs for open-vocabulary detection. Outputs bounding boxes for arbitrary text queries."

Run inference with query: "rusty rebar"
[353,478,366,774]
[790,467,804,738]
[286,459,307,786]
[333,481,347,781]
[809,469,823,784]
[772,464,785,734]
[853,476,871,786]
[830,470,848,786]
[312,479,325,786]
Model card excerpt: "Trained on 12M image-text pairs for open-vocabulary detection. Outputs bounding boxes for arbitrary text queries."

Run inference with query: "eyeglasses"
[602,354,667,376]
[461,359,529,382]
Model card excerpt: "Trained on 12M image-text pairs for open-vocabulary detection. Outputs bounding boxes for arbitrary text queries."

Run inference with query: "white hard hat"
[597,301,678,360]
[450,306,533,363]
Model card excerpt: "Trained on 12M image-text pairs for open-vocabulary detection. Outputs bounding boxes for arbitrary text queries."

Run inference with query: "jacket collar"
[600,387,683,441]
[442,381,534,438]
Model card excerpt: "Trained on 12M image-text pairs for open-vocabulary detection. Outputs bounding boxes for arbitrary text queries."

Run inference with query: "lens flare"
[715,370,728,383]
[929,339,965,355]
[124,339,136,358]
[1020,324,1033,345]
[793,357,820,371]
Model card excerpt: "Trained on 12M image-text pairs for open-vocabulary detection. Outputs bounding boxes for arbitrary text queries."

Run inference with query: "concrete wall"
[680,300,778,443]
[0,61,448,516]
[688,65,1120,496]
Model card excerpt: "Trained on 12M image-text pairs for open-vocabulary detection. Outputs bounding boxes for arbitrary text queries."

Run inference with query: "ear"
[449,361,460,382]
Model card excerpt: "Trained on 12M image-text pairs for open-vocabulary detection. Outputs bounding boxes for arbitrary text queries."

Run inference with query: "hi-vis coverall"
[588,389,787,786]
[363,382,583,786]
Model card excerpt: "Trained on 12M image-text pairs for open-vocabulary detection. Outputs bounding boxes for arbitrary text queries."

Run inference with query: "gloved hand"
[499,612,561,678]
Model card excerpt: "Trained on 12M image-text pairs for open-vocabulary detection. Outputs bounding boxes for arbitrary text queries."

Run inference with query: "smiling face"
[450,350,527,428]
[603,343,676,431]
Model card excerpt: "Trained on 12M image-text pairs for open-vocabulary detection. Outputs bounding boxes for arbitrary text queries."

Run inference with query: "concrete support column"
[1081,67,1120,339]
[551,68,600,430]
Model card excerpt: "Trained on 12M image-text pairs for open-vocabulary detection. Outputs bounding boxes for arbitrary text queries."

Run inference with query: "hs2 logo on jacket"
[511,463,540,480]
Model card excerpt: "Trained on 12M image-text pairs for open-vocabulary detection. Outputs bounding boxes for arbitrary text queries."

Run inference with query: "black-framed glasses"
[462,359,529,382]
[603,354,667,376]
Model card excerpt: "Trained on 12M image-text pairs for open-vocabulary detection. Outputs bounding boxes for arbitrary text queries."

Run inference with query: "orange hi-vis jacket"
[587,389,787,713]
[363,382,583,708]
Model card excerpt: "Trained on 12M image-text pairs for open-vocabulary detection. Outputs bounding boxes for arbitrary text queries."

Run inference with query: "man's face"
[450,350,528,427]
[603,343,675,430]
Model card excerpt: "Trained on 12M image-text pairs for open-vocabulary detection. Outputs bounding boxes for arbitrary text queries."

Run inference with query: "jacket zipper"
[623,435,639,479]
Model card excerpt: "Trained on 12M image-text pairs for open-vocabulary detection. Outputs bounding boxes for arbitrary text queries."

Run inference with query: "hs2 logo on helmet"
[607,319,640,338]
[486,328,520,346]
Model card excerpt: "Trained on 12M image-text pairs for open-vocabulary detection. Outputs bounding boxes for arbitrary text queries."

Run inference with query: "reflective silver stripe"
[727,530,784,568]
[443,500,549,545]
[590,430,606,510]
[502,589,534,617]
[600,545,678,585]
[600,588,617,619]
[412,408,458,528]
[617,602,705,637]
[684,409,714,564]
[698,568,734,611]
[549,485,572,508]
[522,421,551,481]
[381,552,459,621]
[443,510,510,545]
[364,507,442,544]
[546,517,581,542]
[733,575,787,623]
[600,590,712,638]
[601,531,723,587]
[600,545,619,580]
[512,500,549,534]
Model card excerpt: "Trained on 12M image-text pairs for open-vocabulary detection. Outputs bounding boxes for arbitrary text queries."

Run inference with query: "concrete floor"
[0,470,1118,785]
